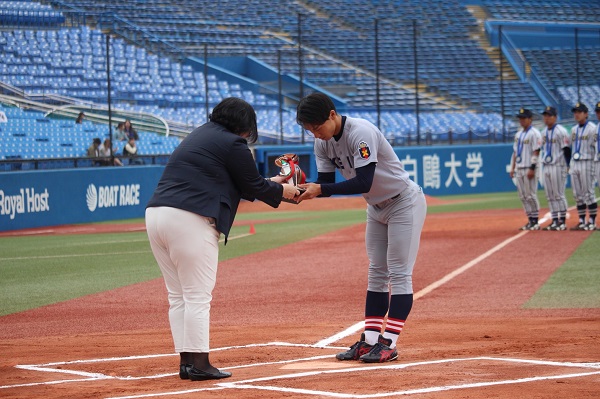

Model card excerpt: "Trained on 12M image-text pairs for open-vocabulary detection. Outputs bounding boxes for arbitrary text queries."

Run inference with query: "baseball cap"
[595,101,600,112]
[516,108,533,118]
[541,106,557,116]
[571,102,588,112]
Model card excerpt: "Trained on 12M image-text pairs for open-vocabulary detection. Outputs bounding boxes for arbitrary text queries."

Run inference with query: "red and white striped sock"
[364,316,384,345]
[382,317,405,348]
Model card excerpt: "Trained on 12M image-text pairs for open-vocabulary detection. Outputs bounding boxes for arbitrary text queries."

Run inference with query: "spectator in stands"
[76,112,85,124]
[124,119,139,141]
[87,137,104,166]
[87,137,101,157]
[100,138,123,166]
[0,109,7,123]
[123,137,144,165]
[115,122,128,141]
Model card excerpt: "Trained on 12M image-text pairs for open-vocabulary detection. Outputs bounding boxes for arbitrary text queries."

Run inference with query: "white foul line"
[315,230,529,347]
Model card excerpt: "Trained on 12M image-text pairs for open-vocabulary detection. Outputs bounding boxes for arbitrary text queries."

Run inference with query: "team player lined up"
[510,102,600,232]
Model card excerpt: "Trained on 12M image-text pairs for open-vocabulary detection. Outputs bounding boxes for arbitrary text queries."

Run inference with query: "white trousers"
[145,207,220,353]
[542,164,568,218]
[515,167,540,218]
[570,160,596,205]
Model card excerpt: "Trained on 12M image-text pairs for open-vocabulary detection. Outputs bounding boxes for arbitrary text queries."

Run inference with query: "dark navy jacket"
[147,122,283,239]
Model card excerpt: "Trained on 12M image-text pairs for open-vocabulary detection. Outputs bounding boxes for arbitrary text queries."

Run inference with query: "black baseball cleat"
[584,223,597,231]
[188,367,232,381]
[570,223,588,231]
[179,364,192,380]
[335,333,373,360]
[519,222,532,231]
[359,335,398,363]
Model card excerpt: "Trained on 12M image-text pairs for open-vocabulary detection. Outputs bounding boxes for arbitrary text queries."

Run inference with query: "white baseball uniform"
[570,121,597,205]
[513,125,542,221]
[541,123,570,224]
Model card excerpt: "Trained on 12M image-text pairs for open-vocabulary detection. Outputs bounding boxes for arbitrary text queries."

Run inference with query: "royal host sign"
[0,166,164,232]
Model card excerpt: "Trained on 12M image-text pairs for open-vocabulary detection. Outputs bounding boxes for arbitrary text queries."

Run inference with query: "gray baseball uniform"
[314,116,427,295]
[541,123,570,224]
[595,124,600,197]
[513,125,542,222]
[570,121,597,207]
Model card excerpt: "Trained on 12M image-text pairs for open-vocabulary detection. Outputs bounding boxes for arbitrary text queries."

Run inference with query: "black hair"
[296,92,336,127]
[93,137,101,145]
[209,97,258,144]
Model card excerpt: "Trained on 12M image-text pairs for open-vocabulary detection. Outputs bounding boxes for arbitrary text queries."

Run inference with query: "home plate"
[281,361,350,370]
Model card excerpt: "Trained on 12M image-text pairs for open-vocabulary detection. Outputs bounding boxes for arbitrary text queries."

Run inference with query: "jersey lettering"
[330,157,344,169]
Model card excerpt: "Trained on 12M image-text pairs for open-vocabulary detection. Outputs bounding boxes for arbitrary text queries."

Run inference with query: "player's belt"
[373,193,401,209]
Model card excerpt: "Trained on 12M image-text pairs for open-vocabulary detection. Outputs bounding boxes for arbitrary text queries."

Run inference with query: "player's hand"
[526,169,535,179]
[509,170,514,179]
[281,184,300,200]
[268,174,287,184]
[297,183,321,201]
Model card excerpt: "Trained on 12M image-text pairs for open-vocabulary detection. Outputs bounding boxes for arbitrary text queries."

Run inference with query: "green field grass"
[0,208,365,316]
[1,189,598,316]
[427,188,569,214]
[524,233,600,308]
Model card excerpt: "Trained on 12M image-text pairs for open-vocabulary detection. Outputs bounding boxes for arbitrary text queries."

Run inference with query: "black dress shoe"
[179,364,192,380]
[188,366,232,381]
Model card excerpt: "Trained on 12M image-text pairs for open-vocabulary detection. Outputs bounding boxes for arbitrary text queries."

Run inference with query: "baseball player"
[569,102,598,230]
[593,101,600,230]
[510,108,542,230]
[540,106,571,230]
[295,93,427,363]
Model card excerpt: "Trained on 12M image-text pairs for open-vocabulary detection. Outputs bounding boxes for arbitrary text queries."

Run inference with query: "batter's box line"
[3,342,345,390]
[104,356,600,399]
[214,356,600,399]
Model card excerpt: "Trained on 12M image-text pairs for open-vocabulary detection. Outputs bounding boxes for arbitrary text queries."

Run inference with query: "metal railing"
[0,83,194,138]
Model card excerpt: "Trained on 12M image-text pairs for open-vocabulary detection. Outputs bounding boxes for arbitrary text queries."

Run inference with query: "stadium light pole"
[499,25,506,143]
[297,13,304,101]
[297,13,305,144]
[375,18,381,131]
[277,49,284,145]
[204,44,210,123]
[105,34,114,164]
[412,19,420,146]
[574,28,580,102]
[374,17,396,136]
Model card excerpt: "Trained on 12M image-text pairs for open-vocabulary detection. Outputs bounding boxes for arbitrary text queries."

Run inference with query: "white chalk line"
[105,357,600,399]
[5,213,597,397]
[3,343,345,389]
[0,250,152,262]
[316,200,589,348]
[0,231,253,262]
[315,229,529,347]
[222,370,600,398]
